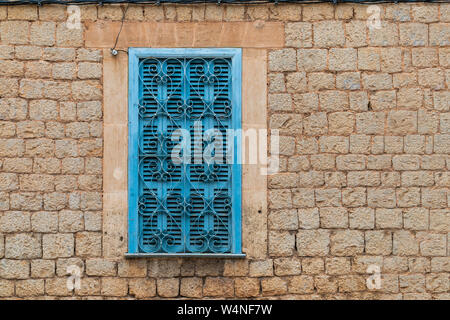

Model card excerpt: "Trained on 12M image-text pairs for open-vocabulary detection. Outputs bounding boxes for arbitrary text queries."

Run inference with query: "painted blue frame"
[127,48,244,258]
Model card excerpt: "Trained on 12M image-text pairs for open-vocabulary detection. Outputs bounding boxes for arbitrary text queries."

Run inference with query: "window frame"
[126,48,244,258]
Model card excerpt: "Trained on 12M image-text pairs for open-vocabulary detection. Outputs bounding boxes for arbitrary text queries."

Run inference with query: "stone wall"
[0,3,449,299]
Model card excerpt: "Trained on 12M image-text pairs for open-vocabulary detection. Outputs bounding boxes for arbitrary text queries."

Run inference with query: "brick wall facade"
[0,3,449,299]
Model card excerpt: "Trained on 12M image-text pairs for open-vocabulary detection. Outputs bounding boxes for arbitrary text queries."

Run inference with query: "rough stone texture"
[0,3,448,301]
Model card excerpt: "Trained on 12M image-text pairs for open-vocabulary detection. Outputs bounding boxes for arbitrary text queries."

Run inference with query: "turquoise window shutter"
[128,48,243,256]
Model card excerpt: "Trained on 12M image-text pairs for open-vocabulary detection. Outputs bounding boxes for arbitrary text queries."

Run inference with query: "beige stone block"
[203,277,233,297]
[298,207,319,229]
[383,256,408,273]
[399,23,428,46]
[429,24,449,46]
[45,278,72,296]
[10,193,42,211]
[222,259,248,277]
[42,233,74,259]
[86,258,116,276]
[269,93,292,112]
[0,259,29,279]
[349,207,375,229]
[365,230,392,255]
[297,49,327,71]
[31,22,56,46]
[417,232,447,256]
[288,275,314,294]
[314,275,337,293]
[412,48,439,67]
[269,231,295,256]
[56,22,83,47]
[319,136,349,154]
[39,5,67,21]
[249,260,273,277]
[261,277,287,296]
[31,259,55,278]
[369,22,398,46]
[118,259,147,277]
[418,68,445,90]
[329,48,357,71]
[302,258,324,275]
[422,188,447,209]
[341,187,366,208]
[325,257,351,275]
[338,275,367,292]
[409,257,431,273]
[331,230,364,256]
[356,112,385,135]
[296,137,319,155]
[313,21,345,47]
[303,113,327,136]
[400,274,426,293]
[320,207,348,229]
[269,48,296,71]
[362,73,392,90]
[0,21,29,44]
[16,279,44,297]
[72,81,102,101]
[180,277,202,298]
[315,188,341,207]
[308,71,335,90]
[268,73,285,93]
[393,230,419,256]
[269,189,292,209]
[76,277,101,296]
[286,72,307,93]
[5,233,41,259]
[328,112,355,135]
[0,78,19,97]
[426,273,449,293]
[344,21,366,49]
[380,48,402,72]
[101,278,128,297]
[336,72,361,91]
[43,47,75,62]
[394,72,418,88]
[431,257,450,272]
[297,230,330,256]
[274,257,301,276]
[75,232,102,257]
[286,22,312,48]
[387,110,417,135]
[270,114,303,135]
[268,209,298,231]
[0,280,14,297]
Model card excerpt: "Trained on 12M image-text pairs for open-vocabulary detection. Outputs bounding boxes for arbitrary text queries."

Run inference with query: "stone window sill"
[125,253,246,259]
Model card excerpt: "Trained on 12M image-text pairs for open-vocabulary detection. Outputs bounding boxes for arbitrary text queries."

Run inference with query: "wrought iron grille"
[135,55,237,254]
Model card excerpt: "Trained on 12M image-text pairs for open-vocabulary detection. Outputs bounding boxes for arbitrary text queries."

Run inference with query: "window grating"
[128,49,242,255]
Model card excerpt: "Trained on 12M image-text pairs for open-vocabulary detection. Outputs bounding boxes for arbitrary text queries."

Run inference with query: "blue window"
[127,48,244,257]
